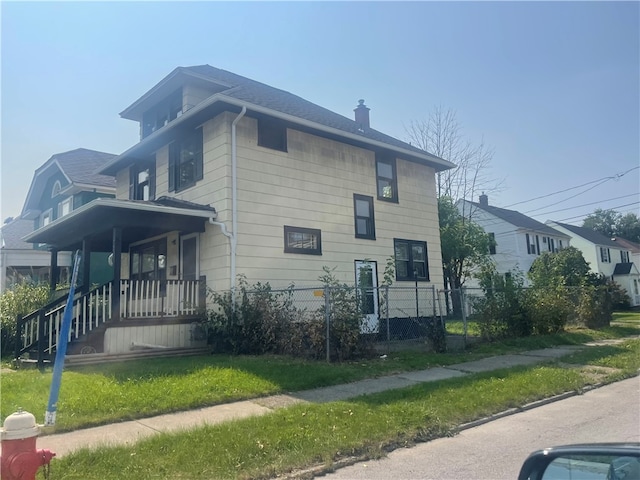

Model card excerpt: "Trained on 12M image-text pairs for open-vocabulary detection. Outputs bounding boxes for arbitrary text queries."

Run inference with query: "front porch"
[16,277,207,364]
[19,197,217,365]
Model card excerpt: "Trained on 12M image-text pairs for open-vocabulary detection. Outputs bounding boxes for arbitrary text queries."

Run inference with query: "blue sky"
[2,1,638,224]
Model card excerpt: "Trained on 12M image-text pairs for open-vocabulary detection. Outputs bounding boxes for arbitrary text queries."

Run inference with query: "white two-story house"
[458,194,571,287]
[23,65,454,357]
[547,221,640,306]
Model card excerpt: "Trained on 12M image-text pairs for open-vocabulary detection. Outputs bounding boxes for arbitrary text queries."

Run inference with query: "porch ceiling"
[23,198,215,252]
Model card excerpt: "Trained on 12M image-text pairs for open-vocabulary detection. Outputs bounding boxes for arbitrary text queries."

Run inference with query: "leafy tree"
[582,208,640,242]
[528,247,596,288]
[616,212,640,243]
[439,196,493,314]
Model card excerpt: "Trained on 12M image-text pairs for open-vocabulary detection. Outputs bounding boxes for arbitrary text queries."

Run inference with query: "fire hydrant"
[1,409,55,480]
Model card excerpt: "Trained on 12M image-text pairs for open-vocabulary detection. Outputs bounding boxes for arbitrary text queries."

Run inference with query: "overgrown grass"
[48,344,640,480]
[3,313,638,432]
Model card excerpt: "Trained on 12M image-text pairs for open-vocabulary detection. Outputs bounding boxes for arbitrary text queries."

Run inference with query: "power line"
[523,193,639,217]
[503,166,639,209]
[555,201,639,223]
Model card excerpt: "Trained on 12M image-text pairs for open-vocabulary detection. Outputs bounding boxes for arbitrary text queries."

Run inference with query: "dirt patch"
[558,362,621,384]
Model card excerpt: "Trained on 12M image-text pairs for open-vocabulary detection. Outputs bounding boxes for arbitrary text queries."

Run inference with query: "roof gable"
[21,148,116,216]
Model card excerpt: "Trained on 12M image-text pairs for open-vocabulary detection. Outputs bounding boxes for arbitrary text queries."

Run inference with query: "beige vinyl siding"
[112,110,444,292]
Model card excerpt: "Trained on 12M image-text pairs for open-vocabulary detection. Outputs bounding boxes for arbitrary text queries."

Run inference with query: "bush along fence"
[202,276,446,362]
[440,283,621,342]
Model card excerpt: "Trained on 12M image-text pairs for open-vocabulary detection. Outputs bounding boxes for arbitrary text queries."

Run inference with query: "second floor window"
[59,197,72,217]
[488,233,496,254]
[600,247,611,263]
[130,159,156,201]
[354,194,375,240]
[621,250,630,263]
[376,155,398,202]
[169,128,203,192]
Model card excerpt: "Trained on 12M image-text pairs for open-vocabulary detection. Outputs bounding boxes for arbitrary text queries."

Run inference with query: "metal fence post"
[324,285,330,363]
[385,285,390,345]
[460,288,468,347]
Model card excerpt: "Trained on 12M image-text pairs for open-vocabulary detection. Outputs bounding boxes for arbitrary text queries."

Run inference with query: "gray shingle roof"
[552,222,620,248]
[1,218,34,249]
[467,200,568,237]
[184,65,432,158]
[52,148,116,188]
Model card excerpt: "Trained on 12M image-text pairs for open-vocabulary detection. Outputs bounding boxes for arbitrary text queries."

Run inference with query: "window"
[621,250,630,263]
[169,128,203,192]
[58,197,72,217]
[354,194,375,240]
[130,159,156,201]
[394,239,429,281]
[258,118,287,152]
[634,279,639,296]
[559,239,563,250]
[376,155,398,202]
[51,181,62,197]
[549,238,555,252]
[130,239,167,282]
[488,233,496,255]
[600,247,611,263]
[142,89,182,138]
[41,210,52,228]
[526,234,539,255]
[284,226,321,255]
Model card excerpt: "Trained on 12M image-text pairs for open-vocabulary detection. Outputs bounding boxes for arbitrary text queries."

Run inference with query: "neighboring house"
[546,221,640,307]
[458,194,571,287]
[22,65,454,359]
[0,217,71,291]
[1,148,116,292]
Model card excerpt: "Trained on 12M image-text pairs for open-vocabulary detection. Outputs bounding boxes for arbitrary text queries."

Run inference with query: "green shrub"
[0,283,51,356]
[203,269,375,361]
[472,266,531,341]
[524,287,572,334]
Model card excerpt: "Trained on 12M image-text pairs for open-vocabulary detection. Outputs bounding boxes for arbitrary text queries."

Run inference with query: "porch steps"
[64,346,211,367]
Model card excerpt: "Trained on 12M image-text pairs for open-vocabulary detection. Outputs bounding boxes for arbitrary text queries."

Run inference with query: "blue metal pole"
[44,250,81,427]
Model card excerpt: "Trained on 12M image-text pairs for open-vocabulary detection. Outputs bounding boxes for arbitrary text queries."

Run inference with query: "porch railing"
[15,282,112,363]
[120,278,205,318]
[16,277,206,363]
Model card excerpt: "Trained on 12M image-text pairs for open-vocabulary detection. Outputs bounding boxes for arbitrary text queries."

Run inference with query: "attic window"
[376,155,398,203]
[258,118,287,152]
[142,89,183,139]
[51,181,62,197]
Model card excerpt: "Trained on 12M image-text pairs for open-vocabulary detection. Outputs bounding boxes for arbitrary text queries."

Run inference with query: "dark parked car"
[519,443,640,480]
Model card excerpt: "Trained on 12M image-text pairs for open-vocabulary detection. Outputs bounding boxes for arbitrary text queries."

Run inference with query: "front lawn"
[3,312,638,432]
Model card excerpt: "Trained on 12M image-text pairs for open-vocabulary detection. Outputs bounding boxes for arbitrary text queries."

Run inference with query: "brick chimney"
[354,99,370,130]
[479,193,488,207]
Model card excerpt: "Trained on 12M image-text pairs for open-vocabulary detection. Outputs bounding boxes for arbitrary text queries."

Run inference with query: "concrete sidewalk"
[30,344,592,458]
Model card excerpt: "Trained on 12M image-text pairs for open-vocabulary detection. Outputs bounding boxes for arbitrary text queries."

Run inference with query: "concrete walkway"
[27,344,596,458]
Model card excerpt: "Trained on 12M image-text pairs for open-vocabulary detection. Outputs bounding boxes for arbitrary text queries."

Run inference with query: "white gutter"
[208,106,246,294]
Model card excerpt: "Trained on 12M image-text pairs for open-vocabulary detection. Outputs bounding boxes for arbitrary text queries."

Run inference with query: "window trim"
[394,238,429,281]
[168,128,203,192]
[51,181,62,197]
[58,197,73,217]
[600,247,611,263]
[376,155,398,203]
[284,226,322,255]
[130,158,156,201]
[353,194,376,240]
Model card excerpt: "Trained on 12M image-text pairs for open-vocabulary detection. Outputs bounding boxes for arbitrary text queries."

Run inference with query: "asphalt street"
[321,376,640,480]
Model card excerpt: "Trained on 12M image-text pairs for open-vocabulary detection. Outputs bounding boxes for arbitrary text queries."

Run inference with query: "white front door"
[355,260,379,334]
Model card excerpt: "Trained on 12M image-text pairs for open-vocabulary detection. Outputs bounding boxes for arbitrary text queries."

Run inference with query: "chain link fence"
[203,284,447,361]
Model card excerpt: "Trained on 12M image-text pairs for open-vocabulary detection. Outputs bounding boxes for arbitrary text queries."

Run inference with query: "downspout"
[208,106,246,296]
